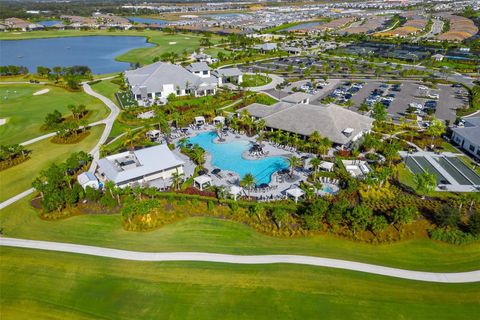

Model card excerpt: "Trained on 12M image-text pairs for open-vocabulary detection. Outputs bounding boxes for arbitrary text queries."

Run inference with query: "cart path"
[1,237,479,284]
[0,80,120,210]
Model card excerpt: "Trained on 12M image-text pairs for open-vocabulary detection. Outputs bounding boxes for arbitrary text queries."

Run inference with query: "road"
[419,18,444,39]
[1,237,479,283]
[0,80,120,209]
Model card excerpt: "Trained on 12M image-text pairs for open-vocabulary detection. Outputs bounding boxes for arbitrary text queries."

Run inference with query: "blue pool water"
[188,131,288,185]
[322,185,335,194]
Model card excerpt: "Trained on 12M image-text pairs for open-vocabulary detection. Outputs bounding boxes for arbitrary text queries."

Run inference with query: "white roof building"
[77,172,100,190]
[96,144,184,187]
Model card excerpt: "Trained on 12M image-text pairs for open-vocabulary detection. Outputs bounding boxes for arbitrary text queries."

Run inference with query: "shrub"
[429,228,479,245]
[229,202,239,213]
[85,186,101,202]
[100,192,117,208]
[433,205,460,228]
[207,200,215,211]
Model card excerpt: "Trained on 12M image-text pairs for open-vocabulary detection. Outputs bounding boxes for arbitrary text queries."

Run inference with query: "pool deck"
[175,126,323,201]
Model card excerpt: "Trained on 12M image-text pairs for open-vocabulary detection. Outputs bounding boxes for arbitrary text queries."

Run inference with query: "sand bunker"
[33,89,50,96]
[169,41,177,45]
[0,119,6,126]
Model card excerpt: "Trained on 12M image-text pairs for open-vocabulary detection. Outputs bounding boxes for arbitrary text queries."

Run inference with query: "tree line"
[44,104,90,143]
[0,144,30,170]
[36,65,92,90]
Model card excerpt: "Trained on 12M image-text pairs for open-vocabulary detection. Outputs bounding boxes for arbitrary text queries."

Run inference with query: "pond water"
[188,131,288,185]
[0,36,154,74]
[37,20,62,27]
[204,13,248,19]
[127,17,168,25]
[284,21,322,31]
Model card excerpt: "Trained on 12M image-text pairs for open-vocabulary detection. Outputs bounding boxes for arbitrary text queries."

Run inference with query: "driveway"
[2,237,479,283]
[246,73,284,92]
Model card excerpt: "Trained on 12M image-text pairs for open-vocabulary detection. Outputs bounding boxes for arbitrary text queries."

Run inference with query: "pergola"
[229,185,243,201]
[319,161,335,172]
[213,116,225,125]
[193,175,212,191]
[194,116,206,126]
[286,187,305,203]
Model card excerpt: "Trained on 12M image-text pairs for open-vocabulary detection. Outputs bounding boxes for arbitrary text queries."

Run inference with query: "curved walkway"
[247,73,284,92]
[0,81,120,210]
[1,237,479,283]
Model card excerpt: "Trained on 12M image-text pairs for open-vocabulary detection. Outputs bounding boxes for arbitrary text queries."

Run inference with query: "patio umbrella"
[212,168,221,175]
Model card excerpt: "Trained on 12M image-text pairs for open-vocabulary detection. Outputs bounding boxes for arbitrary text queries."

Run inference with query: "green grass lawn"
[241,74,272,88]
[1,198,479,272]
[1,247,479,320]
[0,30,226,66]
[0,84,108,145]
[0,125,103,202]
[90,78,121,103]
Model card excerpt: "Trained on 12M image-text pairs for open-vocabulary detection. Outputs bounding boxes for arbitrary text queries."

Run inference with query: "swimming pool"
[188,131,288,184]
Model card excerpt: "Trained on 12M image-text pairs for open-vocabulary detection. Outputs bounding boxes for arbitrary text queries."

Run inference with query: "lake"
[284,22,322,31]
[0,36,154,74]
[127,17,168,25]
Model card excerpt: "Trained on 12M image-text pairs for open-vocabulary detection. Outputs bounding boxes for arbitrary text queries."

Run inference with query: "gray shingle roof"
[281,92,313,104]
[239,102,293,118]
[186,62,210,72]
[242,102,373,145]
[125,62,217,95]
[214,67,243,77]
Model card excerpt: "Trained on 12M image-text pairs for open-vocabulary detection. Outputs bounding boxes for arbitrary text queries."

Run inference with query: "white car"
[409,102,423,109]
[418,85,428,90]
[427,93,439,99]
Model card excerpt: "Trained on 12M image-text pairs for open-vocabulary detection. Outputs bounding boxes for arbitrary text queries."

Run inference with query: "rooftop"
[97,144,185,185]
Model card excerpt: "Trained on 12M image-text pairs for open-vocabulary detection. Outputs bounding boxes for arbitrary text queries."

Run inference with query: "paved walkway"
[0,81,120,210]
[1,237,479,283]
[82,82,120,171]
[0,189,35,210]
[246,73,284,92]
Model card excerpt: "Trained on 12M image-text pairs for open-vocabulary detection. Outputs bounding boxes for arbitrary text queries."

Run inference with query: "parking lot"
[283,79,468,123]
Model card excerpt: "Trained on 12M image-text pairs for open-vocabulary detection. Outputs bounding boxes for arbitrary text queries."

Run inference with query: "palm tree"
[309,130,322,145]
[309,157,321,181]
[191,146,205,166]
[240,173,256,198]
[288,156,302,178]
[178,137,188,149]
[215,121,224,140]
[256,132,265,146]
[256,118,266,134]
[170,171,184,190]
[123,128,135,151]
